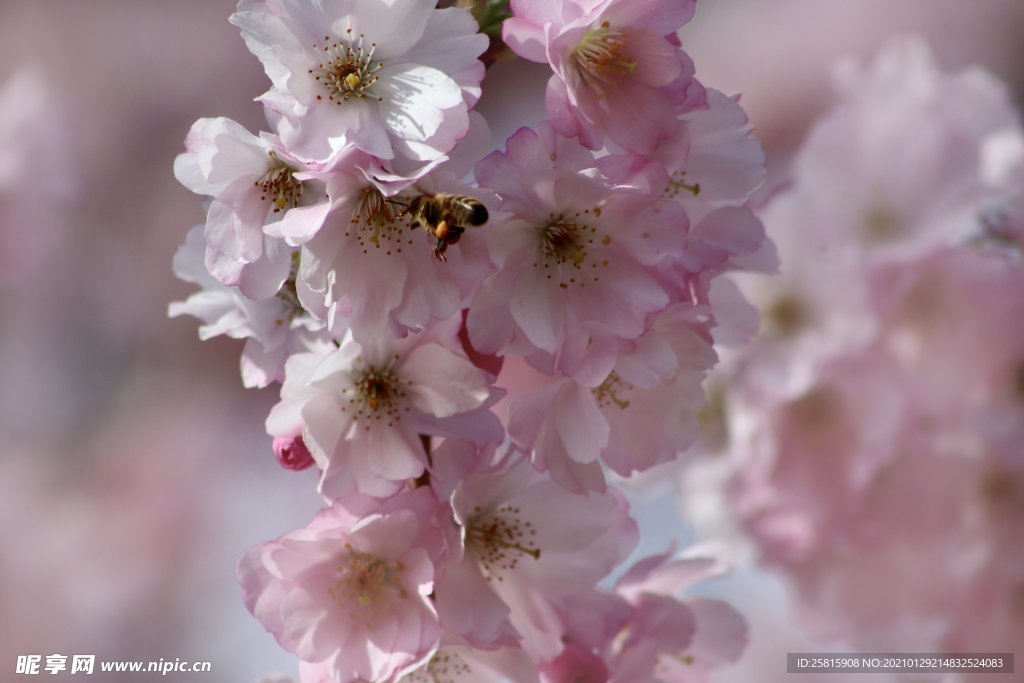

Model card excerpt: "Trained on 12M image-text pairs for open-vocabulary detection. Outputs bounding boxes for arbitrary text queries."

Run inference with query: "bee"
[395,192,489,262]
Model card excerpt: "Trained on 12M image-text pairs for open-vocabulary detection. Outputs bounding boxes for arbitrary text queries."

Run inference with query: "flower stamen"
[310,31,384,104]
[345,361,407,424]
[533,210,608,288]
[665,170,701,199]
[255,152,303,213]
[572,21,636,91]
[345,187,412,255]
[327,545,406,627]
[466,505,541,581]
[592,372,632,410]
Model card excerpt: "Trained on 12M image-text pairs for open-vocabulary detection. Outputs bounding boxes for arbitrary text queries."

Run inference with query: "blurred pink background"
[1,1,1022,681]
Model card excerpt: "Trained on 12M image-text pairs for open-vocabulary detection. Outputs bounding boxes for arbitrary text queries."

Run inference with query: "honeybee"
[397,192,489,262]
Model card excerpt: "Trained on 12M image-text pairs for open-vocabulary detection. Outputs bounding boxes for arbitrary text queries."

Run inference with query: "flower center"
[255,153,302,212]
[534,209,611,286]
[465,504,541,580]
[664,170,702,200]
[344,187,413,256]
[310,31,383,105]
[764,294,808,337]
[327,544,406,626]
[404,651,473,683]
[862,202,903,243]
[345,363,407,424]
[787,386,841,440]
[592,372,632,410]
[572,21,636,90]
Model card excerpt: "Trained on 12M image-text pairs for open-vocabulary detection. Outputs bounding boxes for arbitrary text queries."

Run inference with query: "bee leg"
[433,237,448,262]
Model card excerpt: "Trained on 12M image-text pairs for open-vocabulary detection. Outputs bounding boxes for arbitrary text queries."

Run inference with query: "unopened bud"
[273,435,315,471]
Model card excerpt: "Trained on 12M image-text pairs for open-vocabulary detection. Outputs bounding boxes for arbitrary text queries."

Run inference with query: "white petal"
[401,343,490,417]
[377,65,462,144]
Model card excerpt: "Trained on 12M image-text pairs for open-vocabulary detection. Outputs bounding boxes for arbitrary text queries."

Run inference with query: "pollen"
[310,32,384,104]
[327,545,406,627]
[346,362,407,423]
[403,652,472,683]
[534,211,608,286]
[592,372,632,410]
[665,170,702,199]
[572,21,636,91]
[254,153,303,213]
[346,186,408,255]
[538,216,590,266]
[465,504,541,581]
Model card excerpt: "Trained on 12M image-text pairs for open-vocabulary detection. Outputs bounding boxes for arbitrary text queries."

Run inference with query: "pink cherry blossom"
[299,159,495,339]
[467,124,685,373]
[788,36,1019,260]
[393,638,541,683]
[237,494,442,683]
[503,0,701,153]
[726,195,876,399]
[440,455,638,660]
[660,88,766,223]
[169,226,337,388]
[546,544,747,683]
[720,240,1024,654]
[266,315,500,499]
[288,636,541,683]
[507,304,717,493]
[231,0,487,165]
[167,1,767,677]
[610,546,748,682]
[174,116,332,298]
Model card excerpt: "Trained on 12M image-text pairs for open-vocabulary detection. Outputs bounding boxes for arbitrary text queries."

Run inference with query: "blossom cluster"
[170,0,768,680]
[688,38,1024,662]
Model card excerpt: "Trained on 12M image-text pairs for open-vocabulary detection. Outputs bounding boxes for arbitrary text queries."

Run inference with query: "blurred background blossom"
[1,1,1023,682]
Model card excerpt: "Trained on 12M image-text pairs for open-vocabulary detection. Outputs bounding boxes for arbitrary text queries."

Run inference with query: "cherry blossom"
[174,116,331,298]
[467,124,686,373]
[298,158,495,339]
[231,0,487,165]
[786,36,1019,260]
[545,544,747,683]
[266,315,500,499]
[169,226,337,388]
[507,304,717,493]
[440,455,638,660]
[606,546,747,682]
[237,493,443,683]
[503,0,702,153]
[170,2,762,679]
[709,41,1024,652]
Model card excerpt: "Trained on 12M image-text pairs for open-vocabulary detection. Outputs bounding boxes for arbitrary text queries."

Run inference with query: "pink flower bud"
[272,436,314,471]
